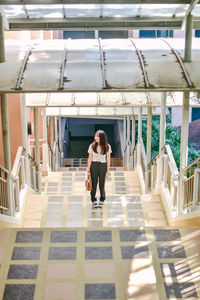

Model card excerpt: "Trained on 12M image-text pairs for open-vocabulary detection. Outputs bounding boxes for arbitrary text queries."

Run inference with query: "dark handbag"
[85,176,92,191]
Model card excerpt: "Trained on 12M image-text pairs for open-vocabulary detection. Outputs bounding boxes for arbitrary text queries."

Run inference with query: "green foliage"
[135,115,200,169]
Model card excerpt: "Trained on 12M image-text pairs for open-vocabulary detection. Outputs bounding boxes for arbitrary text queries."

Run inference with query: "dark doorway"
[95,124,114,153]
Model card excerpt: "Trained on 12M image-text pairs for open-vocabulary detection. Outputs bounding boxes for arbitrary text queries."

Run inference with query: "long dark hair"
[92,130,109,155]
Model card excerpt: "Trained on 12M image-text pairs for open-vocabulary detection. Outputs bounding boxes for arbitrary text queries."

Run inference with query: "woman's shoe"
[92,201,98,208]
[98,201,104,208]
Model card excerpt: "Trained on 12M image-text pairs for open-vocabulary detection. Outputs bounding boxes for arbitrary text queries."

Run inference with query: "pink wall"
[0,94,22,168]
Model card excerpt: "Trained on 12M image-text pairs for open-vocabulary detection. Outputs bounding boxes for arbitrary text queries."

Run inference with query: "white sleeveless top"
[88,144,112,163]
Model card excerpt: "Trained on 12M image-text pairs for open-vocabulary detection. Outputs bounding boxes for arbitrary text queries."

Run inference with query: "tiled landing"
[0,227,200,300]
[19,171,168,228]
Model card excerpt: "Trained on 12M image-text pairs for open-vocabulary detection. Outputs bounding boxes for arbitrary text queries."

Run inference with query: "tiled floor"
[0,228,200,300]
[21,171,168,228]
[0,169,200,299]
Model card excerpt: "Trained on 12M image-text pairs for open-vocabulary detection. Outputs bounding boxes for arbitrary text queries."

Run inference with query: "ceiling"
[1,1,200,30]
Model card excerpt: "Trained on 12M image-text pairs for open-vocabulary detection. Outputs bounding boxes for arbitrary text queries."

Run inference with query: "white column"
[159,92,166,151]
[157,93,166,186]
[1,94,14,216]
[178,92,190,214]
[42,107,48,176]
[147,106,152,164]
[123,117,126,166]
[50,116,54,149]
[34,107,42,193]
[126,116,130,169]
[20,94,30,184]
[138,107,142,143]
[131,115,135,151]
[59,117,63,167]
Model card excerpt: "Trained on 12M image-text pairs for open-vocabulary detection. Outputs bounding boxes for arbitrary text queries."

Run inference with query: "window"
[63,31,95,39]
[139,30,173,38]
[99,31,128,39]
[195,30,200,38]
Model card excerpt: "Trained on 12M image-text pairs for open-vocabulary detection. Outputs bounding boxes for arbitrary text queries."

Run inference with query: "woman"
[87,130,112,208]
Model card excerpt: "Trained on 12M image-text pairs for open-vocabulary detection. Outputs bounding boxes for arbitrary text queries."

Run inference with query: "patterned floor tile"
[12,247,41,260]
[121,245,149,259]
[7,264,38,279]
[85,230,112,242]
[85,283,116,299]
[85,246,113,259]
[48,247,76,260]
[3,284,35,300]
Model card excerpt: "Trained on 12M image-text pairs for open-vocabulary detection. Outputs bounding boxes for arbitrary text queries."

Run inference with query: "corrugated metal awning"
[1,38,200,93]
[25,92,200,107]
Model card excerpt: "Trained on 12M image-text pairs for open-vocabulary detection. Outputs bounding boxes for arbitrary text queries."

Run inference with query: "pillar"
[20,94,29,183]
[147,106,152,164]
[184,13,193,62]
[50,116,54,149]
[0,15,5,62]
[138,107,142,143]
[126,116,130,169]
[178,92,190,214]
[131,115,135,151]
[34,107,42,193]
[159,92,166,152]
[42,107,48,176]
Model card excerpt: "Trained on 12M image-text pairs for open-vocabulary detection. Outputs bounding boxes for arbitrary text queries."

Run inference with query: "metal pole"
[138,107,142,143]
[131,115,135,151]
[1,94,15,216]
[184,13,193,62]
[59,117,62,152]
[178,91,190,214]
[147,106,152,164]
[20,94,29,184]
[34,107,42,193]
[180,92,190,173]
[50,116,54,149]
[123,116,126,150]
[126,116,130,169]
[159,92,166,152]
[1,94,11,171]
[43,107,47,143]
[0,15,5,63]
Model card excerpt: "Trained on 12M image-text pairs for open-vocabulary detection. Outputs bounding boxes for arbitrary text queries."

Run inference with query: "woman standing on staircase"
[87,130,112,208]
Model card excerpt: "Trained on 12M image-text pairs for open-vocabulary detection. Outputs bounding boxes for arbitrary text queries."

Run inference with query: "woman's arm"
[106,152,111,178]
[87,153,93,177]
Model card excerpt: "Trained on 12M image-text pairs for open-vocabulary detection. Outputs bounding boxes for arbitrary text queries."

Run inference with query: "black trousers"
[90,162,107,202]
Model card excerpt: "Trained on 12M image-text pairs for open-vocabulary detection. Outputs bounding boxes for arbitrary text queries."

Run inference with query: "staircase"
[63,157,123,168]
[0,168,200,299]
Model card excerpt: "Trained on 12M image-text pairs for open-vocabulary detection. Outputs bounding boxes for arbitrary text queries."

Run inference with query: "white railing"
[183,157,200,212]
[48,140,62,171]
[0,165,9,213]
[146,145,179,212]
[0,147,41,217]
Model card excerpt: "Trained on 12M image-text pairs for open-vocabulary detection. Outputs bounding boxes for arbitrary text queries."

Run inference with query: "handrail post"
[163,154,168,188]
[15,176,20,212]
[32,165,36,190]
[193,169,200,211]
[20,156,26,189]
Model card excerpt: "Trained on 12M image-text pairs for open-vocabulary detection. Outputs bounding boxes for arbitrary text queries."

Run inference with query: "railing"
[133,140,147,176]
[11,147,26,212]
[183,157,200,211]
[0,165,9,213]
[147,145,179,211]
[0,146,41,217]
[28,152,40,192]
[48,141,61,171]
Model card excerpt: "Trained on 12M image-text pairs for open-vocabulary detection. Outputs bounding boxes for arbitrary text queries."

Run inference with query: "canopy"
[1,38,200,93]
[2,2,200,30]
[25,92,200,107]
